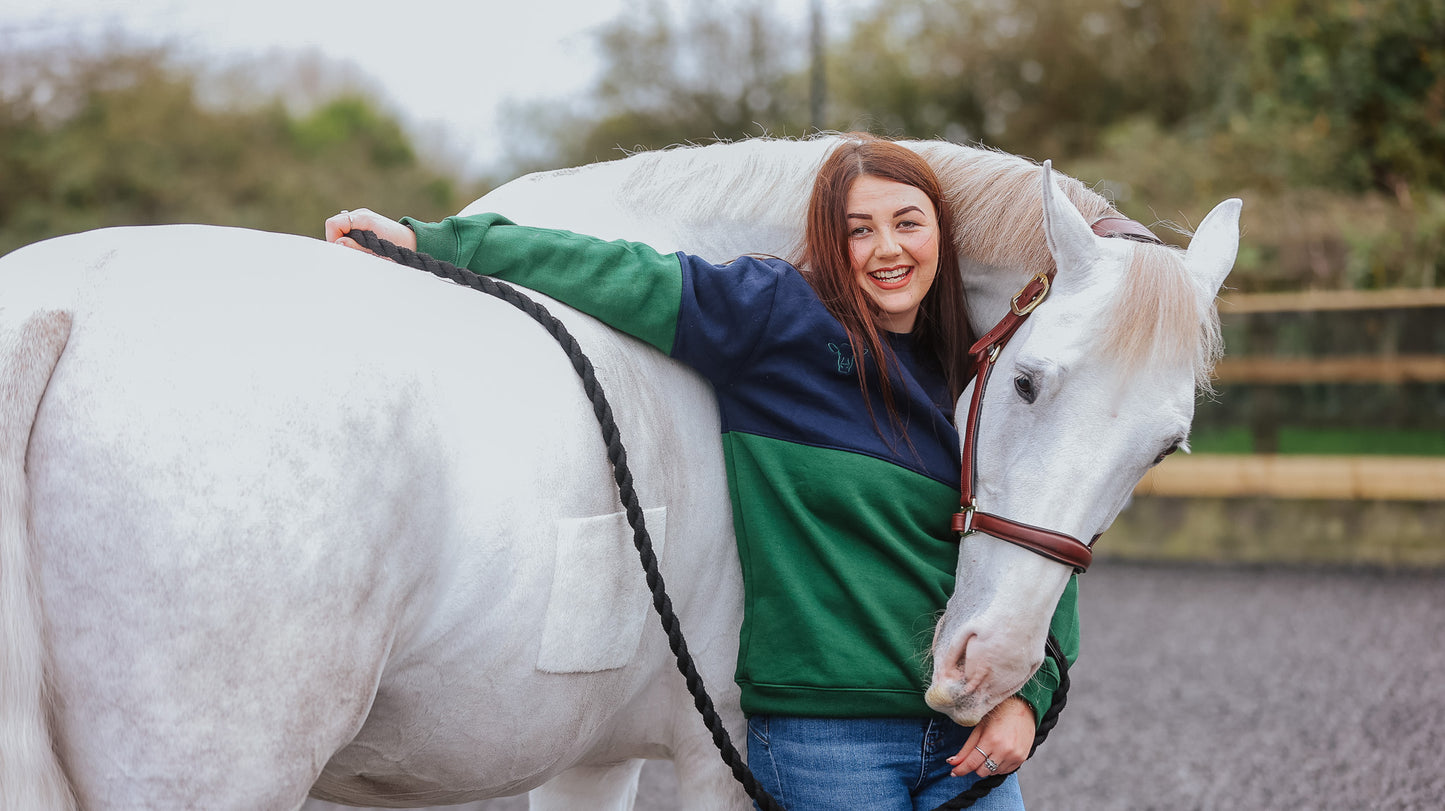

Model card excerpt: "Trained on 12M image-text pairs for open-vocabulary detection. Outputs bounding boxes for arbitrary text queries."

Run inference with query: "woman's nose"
[877,228,902,256]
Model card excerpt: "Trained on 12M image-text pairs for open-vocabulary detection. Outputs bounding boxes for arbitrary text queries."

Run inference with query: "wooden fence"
[1214,287,1445,384]
[1135,288,1445,501]
[1137,455,1445,501]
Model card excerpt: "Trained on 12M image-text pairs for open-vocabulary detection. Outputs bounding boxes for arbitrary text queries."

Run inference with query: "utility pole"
[809,0,826,131]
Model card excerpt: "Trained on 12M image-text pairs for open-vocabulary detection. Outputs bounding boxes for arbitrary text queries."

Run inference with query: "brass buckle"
[956,501,978,538]
[1010,273,1051,316]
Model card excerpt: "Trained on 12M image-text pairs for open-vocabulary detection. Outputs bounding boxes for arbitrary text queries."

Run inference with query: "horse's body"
[0,137,1239,810]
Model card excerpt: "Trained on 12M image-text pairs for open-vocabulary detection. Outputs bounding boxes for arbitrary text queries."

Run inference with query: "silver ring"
[974,746,988,758]
[985,757,999,773]
[342,210,354,229]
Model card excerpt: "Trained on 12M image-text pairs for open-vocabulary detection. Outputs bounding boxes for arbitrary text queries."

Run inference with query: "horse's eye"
[1153,443,1180,466]
[1014,375,1037,404]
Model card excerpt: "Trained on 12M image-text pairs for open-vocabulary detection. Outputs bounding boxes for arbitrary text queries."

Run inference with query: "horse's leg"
[527,759,644,811]
[41,535,396,811]
[672,733,754,811]
[663,622,751,810]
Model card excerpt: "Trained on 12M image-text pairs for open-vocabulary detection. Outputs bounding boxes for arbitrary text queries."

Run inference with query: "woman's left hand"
[946,696,1035,778]
[324,208,417,254]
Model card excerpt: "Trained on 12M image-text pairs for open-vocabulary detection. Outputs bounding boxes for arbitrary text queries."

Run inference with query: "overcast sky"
[2,0,868,177]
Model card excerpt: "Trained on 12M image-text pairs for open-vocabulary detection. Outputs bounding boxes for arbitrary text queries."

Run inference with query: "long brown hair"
[799,133,973,430]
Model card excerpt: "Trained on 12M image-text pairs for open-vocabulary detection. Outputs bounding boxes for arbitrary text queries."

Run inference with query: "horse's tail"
[0,310,78,811]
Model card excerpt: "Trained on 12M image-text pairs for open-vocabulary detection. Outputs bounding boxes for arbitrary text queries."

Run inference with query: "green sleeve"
[401,212,684,354]
[1015,574,1081,727]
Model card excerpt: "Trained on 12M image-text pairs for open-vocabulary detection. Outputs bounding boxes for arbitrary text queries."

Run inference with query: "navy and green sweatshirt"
[403,213,1080,723]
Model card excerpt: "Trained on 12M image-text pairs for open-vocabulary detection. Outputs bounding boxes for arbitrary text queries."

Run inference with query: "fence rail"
[1218,287,1445,313]
[1140,288,1444,499]
[1136,455,1445,501]
[1212,355,1445,383]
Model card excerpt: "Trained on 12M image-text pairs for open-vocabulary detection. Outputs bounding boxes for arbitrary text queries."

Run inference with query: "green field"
[1188,427,1445,456]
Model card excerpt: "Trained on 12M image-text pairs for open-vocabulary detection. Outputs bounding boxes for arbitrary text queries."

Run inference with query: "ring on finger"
[985,757,999,773]
[340,209,353,230]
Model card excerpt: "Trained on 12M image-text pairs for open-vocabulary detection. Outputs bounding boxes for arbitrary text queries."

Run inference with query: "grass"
[1188,427,1445,456]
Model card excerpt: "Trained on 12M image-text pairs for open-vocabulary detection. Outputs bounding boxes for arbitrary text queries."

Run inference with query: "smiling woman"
[797,136,972,428]
[328,133,1064,809]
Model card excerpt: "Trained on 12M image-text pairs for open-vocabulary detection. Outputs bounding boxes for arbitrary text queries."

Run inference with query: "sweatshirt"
[403,213,1080,721]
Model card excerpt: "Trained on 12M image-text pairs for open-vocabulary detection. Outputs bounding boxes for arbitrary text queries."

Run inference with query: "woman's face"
[846,175,941,333]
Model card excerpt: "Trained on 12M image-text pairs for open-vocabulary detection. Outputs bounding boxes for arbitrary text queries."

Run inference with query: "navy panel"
[671,253,960,489]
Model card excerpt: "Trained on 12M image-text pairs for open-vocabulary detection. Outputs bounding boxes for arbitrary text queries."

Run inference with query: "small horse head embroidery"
[827,342,866,375]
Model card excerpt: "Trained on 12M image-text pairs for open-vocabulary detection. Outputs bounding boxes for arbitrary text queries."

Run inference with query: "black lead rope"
[345,229,1069,811]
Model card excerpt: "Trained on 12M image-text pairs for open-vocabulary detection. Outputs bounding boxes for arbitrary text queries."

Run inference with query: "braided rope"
[345,230,1069,811]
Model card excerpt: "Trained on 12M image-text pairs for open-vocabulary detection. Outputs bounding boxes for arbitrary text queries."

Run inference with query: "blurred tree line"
[0,38,473,257]
[495,0,1443,453]
[3,0,1442,293]
[508,0,1444,293]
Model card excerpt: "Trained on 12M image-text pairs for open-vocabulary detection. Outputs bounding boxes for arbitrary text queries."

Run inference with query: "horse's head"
[925,163,1241,725]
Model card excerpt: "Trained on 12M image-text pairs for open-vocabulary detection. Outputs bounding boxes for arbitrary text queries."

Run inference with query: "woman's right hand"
[325,208,417,254]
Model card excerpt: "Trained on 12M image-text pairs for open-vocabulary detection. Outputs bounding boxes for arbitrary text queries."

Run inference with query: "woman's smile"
[868,264,915,287]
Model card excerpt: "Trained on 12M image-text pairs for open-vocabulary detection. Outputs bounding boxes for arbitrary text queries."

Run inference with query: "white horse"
[0,136,1239,811]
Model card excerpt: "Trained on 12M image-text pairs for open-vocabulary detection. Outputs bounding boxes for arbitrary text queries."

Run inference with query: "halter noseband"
[951,215,1165,573]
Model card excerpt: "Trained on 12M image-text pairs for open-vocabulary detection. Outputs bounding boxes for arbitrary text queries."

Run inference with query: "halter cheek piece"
[952,215,1166,573]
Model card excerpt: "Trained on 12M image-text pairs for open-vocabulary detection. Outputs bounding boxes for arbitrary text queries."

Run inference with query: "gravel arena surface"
[317,562,1445,811]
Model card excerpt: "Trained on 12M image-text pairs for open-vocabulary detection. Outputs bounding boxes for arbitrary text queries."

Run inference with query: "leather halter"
[950,215,1166,573]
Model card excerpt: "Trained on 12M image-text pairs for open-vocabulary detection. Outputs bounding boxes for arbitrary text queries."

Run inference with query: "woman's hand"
[946,696,1035,778]
[324,208,417,254]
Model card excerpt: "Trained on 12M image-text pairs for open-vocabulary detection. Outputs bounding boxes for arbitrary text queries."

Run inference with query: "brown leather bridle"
[949,215,1165,573]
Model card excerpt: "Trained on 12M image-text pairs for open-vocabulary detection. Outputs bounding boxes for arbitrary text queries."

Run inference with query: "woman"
[326,134,1078,810]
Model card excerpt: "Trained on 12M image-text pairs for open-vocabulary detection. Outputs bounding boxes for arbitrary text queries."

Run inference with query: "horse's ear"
[1184,198,1242,299]
[1040,161,1100,286]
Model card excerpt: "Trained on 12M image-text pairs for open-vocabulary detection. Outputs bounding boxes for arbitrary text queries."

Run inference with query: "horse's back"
[1,225,737,807]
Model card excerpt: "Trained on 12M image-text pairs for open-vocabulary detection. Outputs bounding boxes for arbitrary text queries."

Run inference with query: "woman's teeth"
[871,267,911,282]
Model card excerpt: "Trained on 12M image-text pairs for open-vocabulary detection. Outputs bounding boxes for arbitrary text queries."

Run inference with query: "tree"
[828,0,1221,159]
[0,38,474,257]
[500,0,814,172]
[1222,0,1445,196]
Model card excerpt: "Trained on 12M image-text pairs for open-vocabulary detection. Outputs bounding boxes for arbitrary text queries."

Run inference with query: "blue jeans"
[746,715,1024,811]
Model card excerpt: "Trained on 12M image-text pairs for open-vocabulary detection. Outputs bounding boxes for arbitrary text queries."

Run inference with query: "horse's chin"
[923,682,992,727]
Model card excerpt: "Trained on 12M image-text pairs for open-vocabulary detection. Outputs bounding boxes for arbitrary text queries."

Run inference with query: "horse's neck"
[910,141,1064,332]
[957,257,1037,339]
[469,139,836,262]
[612,138,836,261]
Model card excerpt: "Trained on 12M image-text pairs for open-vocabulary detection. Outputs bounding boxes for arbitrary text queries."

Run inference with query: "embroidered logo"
[827,342,868,374]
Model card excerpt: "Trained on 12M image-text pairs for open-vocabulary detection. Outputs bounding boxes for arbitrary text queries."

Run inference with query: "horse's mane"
[615,135,1222,391]
[910,140,1224,392]
[617,137,829,261]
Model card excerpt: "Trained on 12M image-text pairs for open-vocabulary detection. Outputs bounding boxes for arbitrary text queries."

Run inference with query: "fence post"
[1246,314,1280,453]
